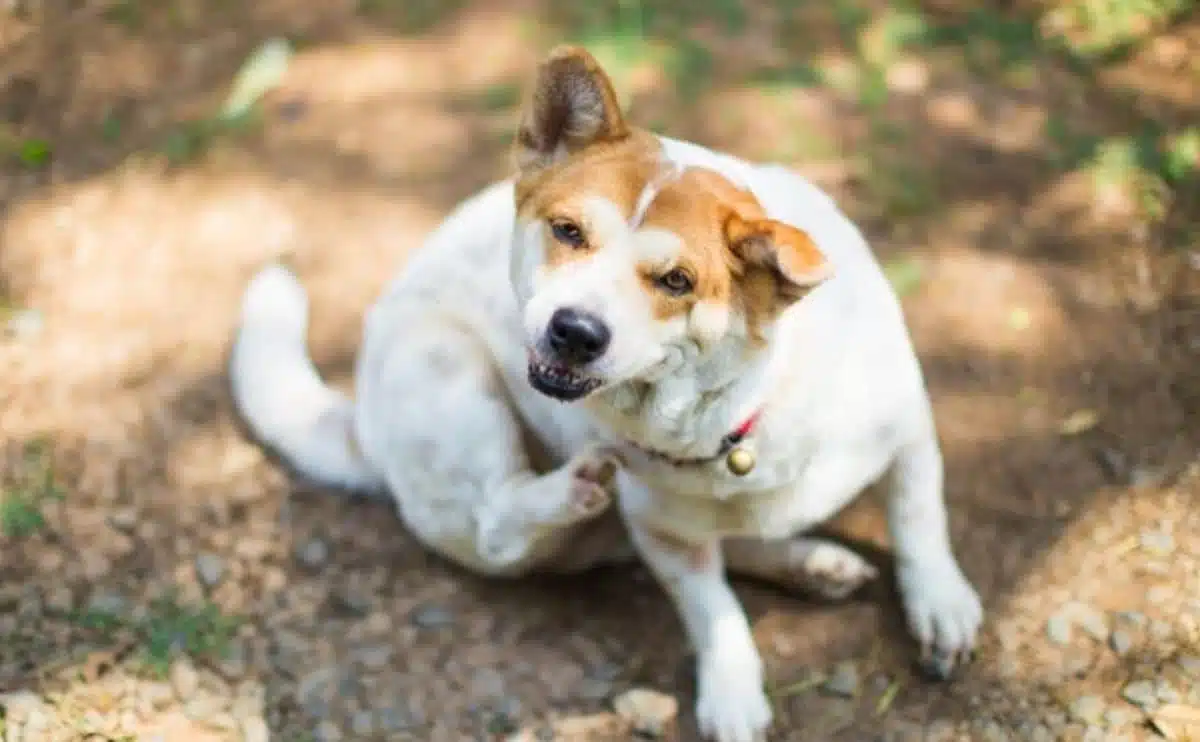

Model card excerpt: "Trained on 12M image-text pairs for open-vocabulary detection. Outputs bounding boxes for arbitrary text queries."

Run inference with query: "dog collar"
[629,409,762,476]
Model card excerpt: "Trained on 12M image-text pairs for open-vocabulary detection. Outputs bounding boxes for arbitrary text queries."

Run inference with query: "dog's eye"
[657,268,694,296]
[550,219,586,249]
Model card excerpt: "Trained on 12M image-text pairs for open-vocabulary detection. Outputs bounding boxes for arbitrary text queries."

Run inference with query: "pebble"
[821,661,860,698]
[44,586,73,615]
[331,585,372,616]
[350,711,375,736]
[1121,680,1157,708]
[296,538,329,570]
[613,688,679,738]
[1069,696,1106,725]
[1110,629,1134,656]
[1104,707,1136,728]
[170,659,200,699]
[195,553,225,588]
[240,716,269,742]
[1156,680,1182,704]
[0,690,45,718]
[1028,724,1055,742]
[1047,614,1073,645]
[378,706,419,731]
[351,645,393,670]
[314,720,342,742]
[1077,611,1109,642]
[87,590,126,616]
[108,507,138,532]
[925,720,958,742]
[5,308,44,340]
[410,604,455,629]
[1178,655,1200,678]
[1139,529,1175,555]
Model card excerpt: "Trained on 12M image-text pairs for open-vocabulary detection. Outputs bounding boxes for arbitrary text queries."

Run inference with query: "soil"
[1,2,1198,741]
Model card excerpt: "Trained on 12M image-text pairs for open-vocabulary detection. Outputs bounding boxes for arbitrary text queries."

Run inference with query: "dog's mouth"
[527,356,602,402]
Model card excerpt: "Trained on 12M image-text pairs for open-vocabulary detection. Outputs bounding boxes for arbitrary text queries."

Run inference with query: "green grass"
[1,440,63,538]
[71,593,240,677]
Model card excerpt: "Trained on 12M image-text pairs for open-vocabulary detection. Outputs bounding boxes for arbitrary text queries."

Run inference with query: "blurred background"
[0,1,1197,740]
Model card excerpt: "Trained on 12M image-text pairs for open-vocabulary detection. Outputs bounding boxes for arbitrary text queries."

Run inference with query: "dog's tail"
[229,263,384,493]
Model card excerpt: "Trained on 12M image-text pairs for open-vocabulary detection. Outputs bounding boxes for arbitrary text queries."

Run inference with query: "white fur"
[229,135,982,742]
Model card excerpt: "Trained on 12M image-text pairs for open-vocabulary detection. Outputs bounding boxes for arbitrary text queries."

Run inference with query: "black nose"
[546,308,611,364]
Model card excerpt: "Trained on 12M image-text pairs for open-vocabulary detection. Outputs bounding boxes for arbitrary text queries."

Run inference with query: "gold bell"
[726,446,756,476]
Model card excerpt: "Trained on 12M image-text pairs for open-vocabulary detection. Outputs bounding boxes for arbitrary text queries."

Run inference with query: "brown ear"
[515,46,628,174]
[723,209,832,305]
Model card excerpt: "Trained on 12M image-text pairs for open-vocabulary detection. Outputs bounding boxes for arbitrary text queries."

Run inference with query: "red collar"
[629,409,763,468]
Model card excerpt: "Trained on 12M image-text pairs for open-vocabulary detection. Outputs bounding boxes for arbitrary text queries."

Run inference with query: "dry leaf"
[1059,409,1100,436]
[1151,703,1200,740]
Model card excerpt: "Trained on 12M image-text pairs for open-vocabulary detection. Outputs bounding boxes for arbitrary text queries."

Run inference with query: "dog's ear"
[722,208,831,321]
[515,46,628,174]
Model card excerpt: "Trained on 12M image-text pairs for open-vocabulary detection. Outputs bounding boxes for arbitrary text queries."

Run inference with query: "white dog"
[230,46,982,742]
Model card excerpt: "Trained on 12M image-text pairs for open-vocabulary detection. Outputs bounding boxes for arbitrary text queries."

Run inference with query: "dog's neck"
[590,334,774,459]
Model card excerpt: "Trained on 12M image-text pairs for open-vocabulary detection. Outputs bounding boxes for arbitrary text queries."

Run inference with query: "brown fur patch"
[512,46,830,340]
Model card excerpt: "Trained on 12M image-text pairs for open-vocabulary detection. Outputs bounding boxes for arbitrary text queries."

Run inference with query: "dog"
[229,46,982,742]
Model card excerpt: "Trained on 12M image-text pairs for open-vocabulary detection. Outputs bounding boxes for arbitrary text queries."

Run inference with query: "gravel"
[1121,680,1158,708]
[821,661,860,698]
[1109,629,1134,655]
[194,553,225,588]
[296,538,329,570]
[1046,614,1073,645]
[613,688,678,738]
[410,603,455,629]
[1068,695,1106,725]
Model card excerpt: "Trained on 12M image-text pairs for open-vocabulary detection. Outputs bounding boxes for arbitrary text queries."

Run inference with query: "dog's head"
[510,46,832,402]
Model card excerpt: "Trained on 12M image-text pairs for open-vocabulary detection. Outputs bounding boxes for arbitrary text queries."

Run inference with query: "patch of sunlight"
[1040,0,1192,59]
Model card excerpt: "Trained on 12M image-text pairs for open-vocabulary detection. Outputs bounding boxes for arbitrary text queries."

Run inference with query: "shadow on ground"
[1,1,1198,740]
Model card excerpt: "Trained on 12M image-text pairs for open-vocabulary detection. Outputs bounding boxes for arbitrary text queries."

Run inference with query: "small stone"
[821,661,860,698]
[351,645,392,670]
[1140,529,1175,555]
[1028,724,1055,742]
[86,590,126,616]
[410,604,454,629]
[331,585,372,616]
[378,706,418,731]
[1110,629,1134,656]
[1156,680,1182,704]
[313,720,342,742]
[296,538,329,570]
[925,720,958,742]
[1047,614,1073,645]
[5,308,44,340]
[1069,696,1106,725]
[195,553,225,588]
[1150,619,1175,641]
[1122,680,1158,708]
[240,716,269,742]
[1178,655,1200,678]
[1104,707,1136,728]
[1115,611,1147,628]
[44,586,73,615]
[979,720,1009,742]
[170,659,200,699]
[0,690,45,718]
[1077,612,1109,642]
[614,688,679,738]
[350,711,374,736]
[108,507,138,532]
[577,677,614,702]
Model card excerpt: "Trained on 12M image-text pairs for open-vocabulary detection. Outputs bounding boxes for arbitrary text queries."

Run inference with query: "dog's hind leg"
[358,316,618,577]
[723,537,878,600]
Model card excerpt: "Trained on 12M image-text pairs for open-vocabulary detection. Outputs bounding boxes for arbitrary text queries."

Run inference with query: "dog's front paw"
[695,650,772,742]
[897,556,983,680]
[564,446,620,521]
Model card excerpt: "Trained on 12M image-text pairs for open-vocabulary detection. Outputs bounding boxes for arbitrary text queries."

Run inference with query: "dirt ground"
[1,1,1198,741]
